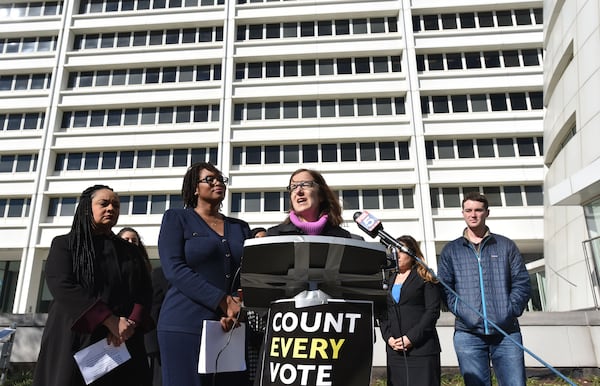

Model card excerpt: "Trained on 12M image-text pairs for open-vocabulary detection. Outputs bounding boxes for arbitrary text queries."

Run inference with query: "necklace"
[204,215,222,227]
[194,209,223,227]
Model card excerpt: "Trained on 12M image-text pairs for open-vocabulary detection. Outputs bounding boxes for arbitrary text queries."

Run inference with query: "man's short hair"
[462,191,489,210]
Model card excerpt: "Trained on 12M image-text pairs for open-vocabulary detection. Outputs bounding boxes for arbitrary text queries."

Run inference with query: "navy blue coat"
[437,231,531,335]
[157,208,250,334]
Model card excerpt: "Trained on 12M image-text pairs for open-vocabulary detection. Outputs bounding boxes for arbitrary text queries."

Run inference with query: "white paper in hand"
[73,339,131,385]
[198,320,246,374]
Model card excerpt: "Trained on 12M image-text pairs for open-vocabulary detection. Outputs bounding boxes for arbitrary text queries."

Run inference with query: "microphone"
[352,211,382,238]
[353,211,412,256]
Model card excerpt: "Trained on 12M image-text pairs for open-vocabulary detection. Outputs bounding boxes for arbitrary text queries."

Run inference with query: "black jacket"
[267,221,355,238]
[379,269,442,357]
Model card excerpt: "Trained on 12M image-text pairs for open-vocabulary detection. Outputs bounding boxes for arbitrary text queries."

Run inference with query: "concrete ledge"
[2,311,599,370]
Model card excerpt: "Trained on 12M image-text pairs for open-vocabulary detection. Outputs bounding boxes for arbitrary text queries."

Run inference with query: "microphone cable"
[211,307,243,386]
[380,234,577,386]
[211,239,246,386]
[386,245,410,386]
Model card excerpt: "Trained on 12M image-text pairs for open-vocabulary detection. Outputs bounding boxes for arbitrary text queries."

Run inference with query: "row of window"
[234,97,406,121]
[67,64,221,89]
[235,56,401,80]
[416,49,542,72]
[0,1,62,18]
[236,17,398,41]
[48,194,183,217]
[425,137,543,160]
[231,188,416,213]
[0,36,57,55]
[54,147,217,172]
[0,154,38,173]
[412,8,543,32]
[73,27,223,51]
[0,198,31,218]
[0,74,52,91]
[47,188,414,217]
[236,0,299,3]
[0,113,45,131]
[60,105,220,128]
[430,185,543,209]
[233,141,410,166]
[421,92,543,114]
[28,185,544,219]
[78,0,223,14]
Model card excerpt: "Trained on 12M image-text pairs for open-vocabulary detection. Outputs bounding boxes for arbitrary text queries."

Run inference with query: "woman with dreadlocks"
[33,185,153,386]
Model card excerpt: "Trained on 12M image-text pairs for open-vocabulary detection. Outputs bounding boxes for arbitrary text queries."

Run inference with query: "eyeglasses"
[287,181,317,191]
[199,175,229,185]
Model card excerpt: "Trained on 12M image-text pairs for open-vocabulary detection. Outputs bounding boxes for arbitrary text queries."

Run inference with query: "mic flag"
[353,211,382,239]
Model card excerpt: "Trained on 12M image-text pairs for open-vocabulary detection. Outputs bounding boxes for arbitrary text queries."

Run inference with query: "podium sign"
[256,299,374,386]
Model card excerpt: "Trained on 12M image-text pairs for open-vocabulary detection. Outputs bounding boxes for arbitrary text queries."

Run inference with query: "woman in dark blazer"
[157,162,251,386]
[379,235,442,386]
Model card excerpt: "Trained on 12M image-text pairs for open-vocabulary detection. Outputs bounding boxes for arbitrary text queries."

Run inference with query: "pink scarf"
[289,211,329,235]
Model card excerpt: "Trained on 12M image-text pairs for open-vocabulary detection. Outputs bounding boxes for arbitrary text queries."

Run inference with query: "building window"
[47,193,187,217]
[0,261,20,313]
[0,73,51,90]
[231,188,414,213]
[416,48,542,72]
[0,36,58,54]
[413,8,542,33]
[0,112,45,131]
[0,154,38,173]
[68,64,221,88]
[430,185,543,208]
[54,147,217,172]
[60,104,219,128]
[233,97,405,121]
[421,92,542,115]
[425,137,541,160]
[236,17,398,42]
[0,198,31,218]
[74,27,223,50]
[78,0,222,13]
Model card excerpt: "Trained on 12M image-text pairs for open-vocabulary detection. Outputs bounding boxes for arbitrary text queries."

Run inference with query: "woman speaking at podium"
[267,168,355,238]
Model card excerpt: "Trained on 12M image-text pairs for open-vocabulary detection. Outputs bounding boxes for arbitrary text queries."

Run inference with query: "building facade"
[0,0,550,314]
[543,0,600,311]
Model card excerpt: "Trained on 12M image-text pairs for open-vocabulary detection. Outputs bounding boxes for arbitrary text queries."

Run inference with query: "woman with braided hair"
[33,185,154,386]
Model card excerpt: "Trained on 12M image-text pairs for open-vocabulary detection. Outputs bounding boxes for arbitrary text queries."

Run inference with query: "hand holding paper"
[198,320,246,374]
[73,340,131,385]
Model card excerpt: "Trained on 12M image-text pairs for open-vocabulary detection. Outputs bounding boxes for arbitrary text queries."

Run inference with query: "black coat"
[266,221,355,238]
[33,234,153,386]
[378,269,442,357]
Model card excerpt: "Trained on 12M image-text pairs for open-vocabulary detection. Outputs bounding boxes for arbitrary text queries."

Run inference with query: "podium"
[240,236,392,386]
[240,235,390,310]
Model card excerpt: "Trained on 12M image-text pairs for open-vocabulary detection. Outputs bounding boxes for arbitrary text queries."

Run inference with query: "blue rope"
[384,238,577,386]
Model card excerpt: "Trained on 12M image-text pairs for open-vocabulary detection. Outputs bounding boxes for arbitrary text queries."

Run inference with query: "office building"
[0,0,550,315]
[543,0,600,311]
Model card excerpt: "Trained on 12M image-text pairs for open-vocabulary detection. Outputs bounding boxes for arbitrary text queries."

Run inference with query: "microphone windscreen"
[353,211,382,238]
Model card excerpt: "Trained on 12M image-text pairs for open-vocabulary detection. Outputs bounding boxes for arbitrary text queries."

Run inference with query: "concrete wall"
[2,311,599,370]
